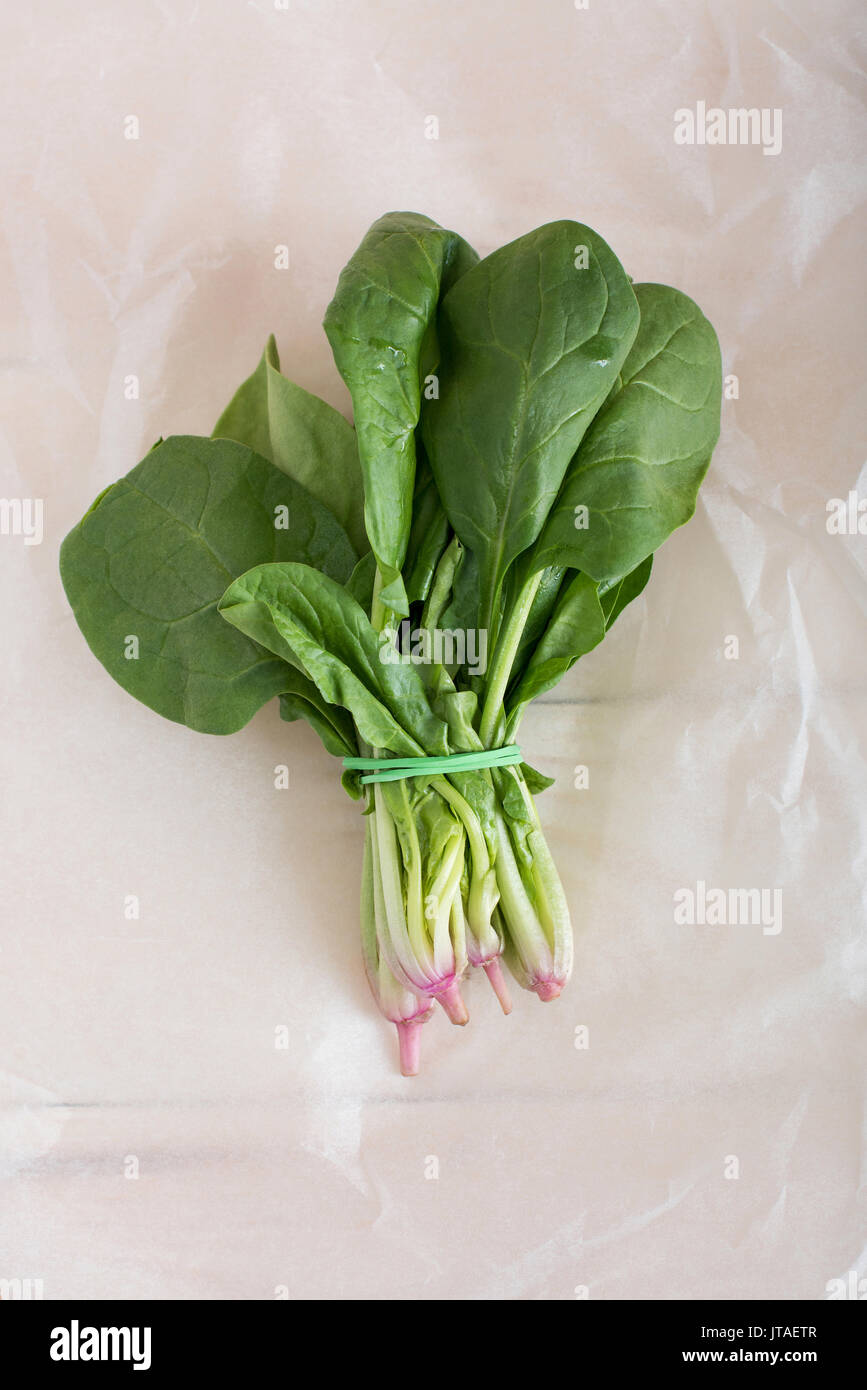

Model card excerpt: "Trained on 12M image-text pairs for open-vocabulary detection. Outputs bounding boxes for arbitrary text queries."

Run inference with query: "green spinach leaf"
[403,447,451,605]
[213,334,367,556]
[277,668,357,758]
[421,221,639,638]
[219,562,450,757]
[323,212,478,616]
[60,435,357,734]
[599,554,653,629]
[345,549,378,610]
[506,571,605,730]
[505,564,567,692]
[530,283,722,581]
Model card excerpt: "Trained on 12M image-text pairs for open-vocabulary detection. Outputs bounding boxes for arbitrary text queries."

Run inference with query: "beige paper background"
[1,0,864,1300]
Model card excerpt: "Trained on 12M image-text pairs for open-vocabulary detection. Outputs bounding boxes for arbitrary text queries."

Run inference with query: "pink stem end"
[534,979,563,1002]
[435,979,469,1026]
[483,958,513,1015]
[396,1019,424,1076]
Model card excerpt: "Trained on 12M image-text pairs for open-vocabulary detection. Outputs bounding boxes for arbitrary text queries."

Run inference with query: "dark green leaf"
[323,211,478,615]
[599,554,653,630]
[59,435,356,734]
[530,283,722,581]
[345,550,377,610]
[422,221,639,636]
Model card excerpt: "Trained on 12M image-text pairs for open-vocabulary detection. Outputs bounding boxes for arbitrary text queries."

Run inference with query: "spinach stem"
[478,569,543,747]
[370,565,388,634]
[430,774,487,868]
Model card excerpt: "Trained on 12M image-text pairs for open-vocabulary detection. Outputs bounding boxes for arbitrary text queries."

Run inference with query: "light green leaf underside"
[213,334,367,555]
[219,562,450,757]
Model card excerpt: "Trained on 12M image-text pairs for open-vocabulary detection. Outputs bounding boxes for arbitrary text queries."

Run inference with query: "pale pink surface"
[0,0,863,1300]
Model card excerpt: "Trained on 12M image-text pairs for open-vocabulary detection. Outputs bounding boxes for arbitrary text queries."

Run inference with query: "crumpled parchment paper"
[0,0,863,1300]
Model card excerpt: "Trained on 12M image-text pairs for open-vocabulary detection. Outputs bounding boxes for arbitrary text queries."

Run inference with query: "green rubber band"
[343,745,523,785]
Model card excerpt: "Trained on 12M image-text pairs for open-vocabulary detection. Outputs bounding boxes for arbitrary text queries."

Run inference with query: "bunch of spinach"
[60,211,721,1075]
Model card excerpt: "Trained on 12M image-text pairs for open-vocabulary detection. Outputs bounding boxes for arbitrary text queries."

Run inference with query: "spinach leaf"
[403,447,451,605]
[530,282,722,581]
[505,563,566,692]
[439,543,481,643]
[505,571,605,730]
[277,668,357,758]
[213,334,367,555]
[599,554,653,629]
[421,221,639,639]
[58,209,725,1072]
[520,762,555,794]
[277,674,363,798]
[218,562,451,757]
[345,549,377,610]
[59,435,357,735]
[277,667,364,800]
[323,212,478,616]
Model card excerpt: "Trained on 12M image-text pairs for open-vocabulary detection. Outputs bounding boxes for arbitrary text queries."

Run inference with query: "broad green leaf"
[219,563,450,757]
[421,221,639,638]
[506,571,605,729]
[213,334,367,555]
[323,211,478,615]
[530,283,722,581]
[599,554,653,629]
[59,435,356,735]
